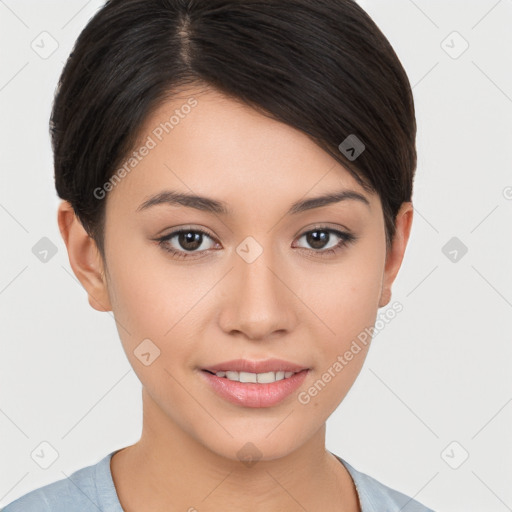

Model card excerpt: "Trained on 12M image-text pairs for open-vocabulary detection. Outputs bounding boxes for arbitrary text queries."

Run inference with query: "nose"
[217,243,299,341]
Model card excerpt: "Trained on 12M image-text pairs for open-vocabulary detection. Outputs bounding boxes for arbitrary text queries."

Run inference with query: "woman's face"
[78,86,410,461]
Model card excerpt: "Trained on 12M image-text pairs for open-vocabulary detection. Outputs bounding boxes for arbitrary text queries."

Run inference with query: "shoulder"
[1,451,121,512]
[335,455,435,512]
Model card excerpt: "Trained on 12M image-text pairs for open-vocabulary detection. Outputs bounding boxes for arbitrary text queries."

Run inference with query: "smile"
[200,358,310,408]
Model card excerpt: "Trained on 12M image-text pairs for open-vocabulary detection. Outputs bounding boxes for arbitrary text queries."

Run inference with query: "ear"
[57,200,112,312]
[378,202,414,308]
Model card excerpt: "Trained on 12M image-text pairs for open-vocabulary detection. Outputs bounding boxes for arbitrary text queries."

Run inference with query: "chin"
[196,422,317,465]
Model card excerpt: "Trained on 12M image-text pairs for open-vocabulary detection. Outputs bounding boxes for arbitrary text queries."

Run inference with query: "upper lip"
[202,358,309,374]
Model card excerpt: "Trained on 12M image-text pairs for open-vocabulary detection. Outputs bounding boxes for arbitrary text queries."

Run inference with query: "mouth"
[200,359,310,408]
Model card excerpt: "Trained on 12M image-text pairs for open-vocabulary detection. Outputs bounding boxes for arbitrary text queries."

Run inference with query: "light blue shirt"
[2,450,434,511]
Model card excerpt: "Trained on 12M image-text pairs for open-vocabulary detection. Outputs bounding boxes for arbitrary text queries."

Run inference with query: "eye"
[293,226,356,258]
[156,227,219,260]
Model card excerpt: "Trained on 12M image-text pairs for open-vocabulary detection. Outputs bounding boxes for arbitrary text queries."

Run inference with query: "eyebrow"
[136,189,370,216]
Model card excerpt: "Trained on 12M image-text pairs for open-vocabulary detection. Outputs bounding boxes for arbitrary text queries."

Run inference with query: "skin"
[57,85,413,512]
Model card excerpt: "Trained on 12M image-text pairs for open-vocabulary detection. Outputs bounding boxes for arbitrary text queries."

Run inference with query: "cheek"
[103,243,195,365]
[302,239,385,349]
[296,239,385,406]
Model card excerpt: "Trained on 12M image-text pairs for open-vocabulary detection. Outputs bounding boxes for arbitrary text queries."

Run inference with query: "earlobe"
[378,202,414,308]
[57,200,112,312]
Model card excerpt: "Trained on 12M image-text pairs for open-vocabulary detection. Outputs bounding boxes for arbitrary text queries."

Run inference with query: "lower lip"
[201,369,309,408]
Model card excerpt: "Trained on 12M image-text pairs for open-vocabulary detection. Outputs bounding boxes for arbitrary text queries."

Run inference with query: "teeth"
[214,370,299,383]
[239,371,257,383]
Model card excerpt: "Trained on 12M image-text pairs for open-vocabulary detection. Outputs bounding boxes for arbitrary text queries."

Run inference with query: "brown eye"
[304,230,331,250]
[294,227,357,258]
[177,231,203,251]
[156,228,218,259]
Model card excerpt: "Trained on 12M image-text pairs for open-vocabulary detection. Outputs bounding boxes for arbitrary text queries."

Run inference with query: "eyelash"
[155,225,357,260]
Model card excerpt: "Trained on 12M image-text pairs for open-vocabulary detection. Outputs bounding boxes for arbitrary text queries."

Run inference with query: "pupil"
[180,231,201,250]
[308,230,328,249]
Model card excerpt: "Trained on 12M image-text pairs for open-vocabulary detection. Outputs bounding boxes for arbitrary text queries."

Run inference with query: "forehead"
[104,86,375,217]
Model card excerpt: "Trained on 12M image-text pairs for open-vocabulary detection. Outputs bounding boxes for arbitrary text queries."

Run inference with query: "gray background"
[1,1,511,510]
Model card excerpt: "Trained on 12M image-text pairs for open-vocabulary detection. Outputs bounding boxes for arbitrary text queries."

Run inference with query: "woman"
[2,0,433,510]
